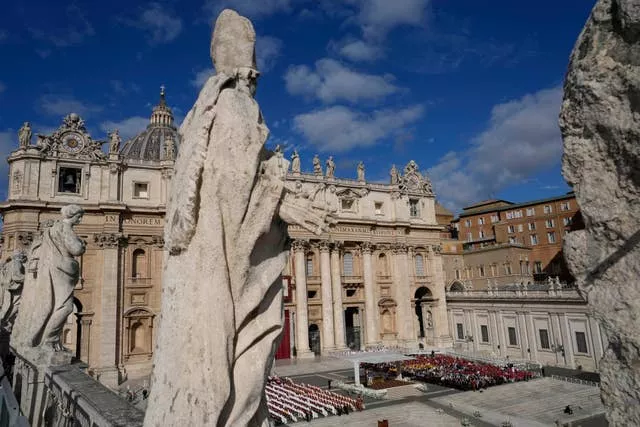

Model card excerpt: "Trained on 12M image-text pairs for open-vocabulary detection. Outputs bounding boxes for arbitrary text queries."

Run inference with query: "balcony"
[413,275,431,283]
[306,275,321,283]
[341,275,363,284]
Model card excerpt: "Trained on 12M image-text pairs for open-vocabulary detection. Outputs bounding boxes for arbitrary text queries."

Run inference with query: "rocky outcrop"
[559,0,640,425]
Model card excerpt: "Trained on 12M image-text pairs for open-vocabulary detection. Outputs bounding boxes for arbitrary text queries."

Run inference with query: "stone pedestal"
[11,346,72,426]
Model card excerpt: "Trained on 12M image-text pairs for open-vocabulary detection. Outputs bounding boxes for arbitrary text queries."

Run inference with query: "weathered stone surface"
[144,9,333,427]
[559,0,640,425]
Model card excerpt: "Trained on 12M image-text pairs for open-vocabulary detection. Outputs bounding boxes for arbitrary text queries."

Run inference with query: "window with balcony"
[547,232,556,244]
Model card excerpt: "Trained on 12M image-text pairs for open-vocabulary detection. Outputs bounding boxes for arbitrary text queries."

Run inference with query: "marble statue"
[18,122,32,149]
[144,9,334,427]
[357,161,365,182]
[12,205,86,352]
[313,154,322,175]
[425,310,433,328]
[109,129,121,154]
[0,251,27,333]
[291,149,300,173]
[326,156,335,178]
[390,164,399,184]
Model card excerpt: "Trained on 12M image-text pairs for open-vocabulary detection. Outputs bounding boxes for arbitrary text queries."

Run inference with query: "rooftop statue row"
[289,151,434,195]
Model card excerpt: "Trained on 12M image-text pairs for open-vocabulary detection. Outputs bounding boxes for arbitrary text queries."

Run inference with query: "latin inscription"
[124,217,163,226]
[105,215,118,224]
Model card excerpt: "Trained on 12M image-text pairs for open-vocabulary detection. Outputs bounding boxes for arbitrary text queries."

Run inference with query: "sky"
[0,0,595,213]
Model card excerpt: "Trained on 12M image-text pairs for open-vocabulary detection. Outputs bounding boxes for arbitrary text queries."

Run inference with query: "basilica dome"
[120,87,180,162]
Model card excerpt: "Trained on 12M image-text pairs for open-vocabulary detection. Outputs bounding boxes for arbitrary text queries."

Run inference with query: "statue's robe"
[145,72,288,427]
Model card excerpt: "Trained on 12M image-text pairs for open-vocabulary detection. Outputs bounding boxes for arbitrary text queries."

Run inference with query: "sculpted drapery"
[144,10,333,427]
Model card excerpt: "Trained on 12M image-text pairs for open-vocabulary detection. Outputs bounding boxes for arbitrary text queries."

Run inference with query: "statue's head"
[61,204,85,225]
[211,9,258,75]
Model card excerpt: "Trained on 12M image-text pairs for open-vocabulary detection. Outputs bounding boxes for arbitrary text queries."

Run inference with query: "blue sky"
[0,0,595,212]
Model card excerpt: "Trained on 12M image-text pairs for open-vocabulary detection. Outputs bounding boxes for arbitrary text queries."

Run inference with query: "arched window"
[415,254,425,276]
[343,252,353,275]
[132,248,147,278]
[377,253,388,276]
[124,308,155,360]
[130,320,145,353]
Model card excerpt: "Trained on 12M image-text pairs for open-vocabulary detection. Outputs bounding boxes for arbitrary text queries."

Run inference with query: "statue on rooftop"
[144,9,334,427]
[109,129,121,154]
[313,154,322,175]
[12,205,86,352]
[390,164,399,184]
[326,156,335,178]
[0,251,27,333]
[291,149,300,173]
[357,161,365,182]
[18,122,32,149]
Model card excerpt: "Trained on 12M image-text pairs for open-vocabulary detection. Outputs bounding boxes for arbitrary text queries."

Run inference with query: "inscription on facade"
[123,216,163,226]
[105,215,118,224]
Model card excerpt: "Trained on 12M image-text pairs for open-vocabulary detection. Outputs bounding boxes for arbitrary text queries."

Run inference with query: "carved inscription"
[123,216,163,226]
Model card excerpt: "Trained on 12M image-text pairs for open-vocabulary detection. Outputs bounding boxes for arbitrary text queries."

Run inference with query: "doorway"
[345,307,362,351]
[309,324,321,355]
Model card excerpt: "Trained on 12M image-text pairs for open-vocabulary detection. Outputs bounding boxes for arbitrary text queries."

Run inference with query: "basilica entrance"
[414,287,434,340]
[309,324,321,355]
[345,307,362,351]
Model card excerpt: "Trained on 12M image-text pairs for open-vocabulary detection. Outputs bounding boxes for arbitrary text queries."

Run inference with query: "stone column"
[489,311,500,355]
[429,245,452,347]
[470,310,479,353]
[94,233,123,388]
[292,240,314,359]
[518,312,530,360]
[392,244,414,345]
[108,163,121,201]
[497,312,507,358]
[560,313,575,368]
[361,242,378,347]
[331,242,347,350]
[527,314,539,363]
[78,313,94,365]
[318,240,335,352]
[588,316,604,364]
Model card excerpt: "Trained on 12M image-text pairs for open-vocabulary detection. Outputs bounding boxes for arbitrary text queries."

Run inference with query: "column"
[527,313,539,363]
[588,316,604,364]
[95,233,123,388]
[518,312,530,360]
[560,313,575,368]
[292,240,314,359]
[331,242,347,350]
[470,310,479,352]
[362,242,378,347]
[489,311,499,355]
[77,313,93,365]
[497,311,507,358]
[318,241,335,352]
[429,246,452,347]
[392,244,412,344]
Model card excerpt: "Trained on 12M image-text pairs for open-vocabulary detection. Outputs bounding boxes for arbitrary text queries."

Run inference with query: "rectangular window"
[508,236,516,244]
[478,265,485,277]
[306,257,314,276]
[415,255,425,276]
[58,167,82,194]
[374,202,383,215]
[534,261,542,273]
[480,325,489,343]
[505,263,512,275]
[491,264,497,276]
[466,232,473,242]
[563,217,572,226]
[465,219,471,227]
[478,217,485,225]
[456,323,464,340]
[546,219,554,228]
[528,222,536,231]
[530,234,538,245]
[341,198,355,211]
[517,224,523,232]
[561,201,570,211]
[455,269,461,280]
[491,215,499,223]
[133,182,149,198]
[547,232,556,244]
[409,199,419,217]
[343,253,354,275]
[575,331,588,353]
[508,327,518,346]
[514,210,523,218]
[539,329,550,349]
[544,205,552,214]
[507,225,515,233]
[506,212,514,220]
[526,207,535,216]
[479,229,485,239]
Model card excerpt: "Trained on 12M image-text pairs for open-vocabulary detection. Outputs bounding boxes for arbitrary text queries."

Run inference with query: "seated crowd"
[266,376,364,425]
[363,354,536,391]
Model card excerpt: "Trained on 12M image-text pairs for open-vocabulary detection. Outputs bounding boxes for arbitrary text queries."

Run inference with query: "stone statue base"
[10,345,73,426]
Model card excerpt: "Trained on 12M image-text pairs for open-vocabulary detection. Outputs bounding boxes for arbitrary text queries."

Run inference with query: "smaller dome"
[120,86,180,162]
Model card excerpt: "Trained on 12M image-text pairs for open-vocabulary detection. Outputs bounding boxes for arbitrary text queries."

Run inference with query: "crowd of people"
[265,376,364,425]
[363,354,536,391]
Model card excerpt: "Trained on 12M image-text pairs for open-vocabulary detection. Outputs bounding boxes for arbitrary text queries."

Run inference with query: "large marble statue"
[0,251,27,333]
[144,9,334,427]
[326,156,335,178]
[291,149,300,173]
[313,154,322,175]
[390,164,399,184]
[12,205,86,352]
[357,161,365,182]
[18,122,32,149]
[109,129,121,154]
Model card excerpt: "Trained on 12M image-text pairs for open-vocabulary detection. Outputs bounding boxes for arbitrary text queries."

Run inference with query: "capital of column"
[360,241,374,255]
[431,244,443,254]
[391,243,408,254]
[94,233,127,248]
[291,239,309,253]
[331,240,343,252]
[317,240,331,253]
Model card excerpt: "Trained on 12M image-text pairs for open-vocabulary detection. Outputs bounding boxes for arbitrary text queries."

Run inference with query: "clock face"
[407,174,420,190]
[61,132,85,153]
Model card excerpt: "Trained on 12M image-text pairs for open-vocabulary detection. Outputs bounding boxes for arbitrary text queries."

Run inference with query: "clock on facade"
[61,132,85,153]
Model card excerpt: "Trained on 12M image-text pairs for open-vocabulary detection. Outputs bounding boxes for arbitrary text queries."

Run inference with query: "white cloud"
[203,0,291,19]
[356,0,429,39]
[38,95,103,117]
[126,2,182,44]
[293,104,424,151]
[100,116,149,141]
[285,58,399,103]
[29,5,95,47]
[336,39,383,62]
[429,85,563,212]
[257,36,283,72]
[191,68,215,88]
